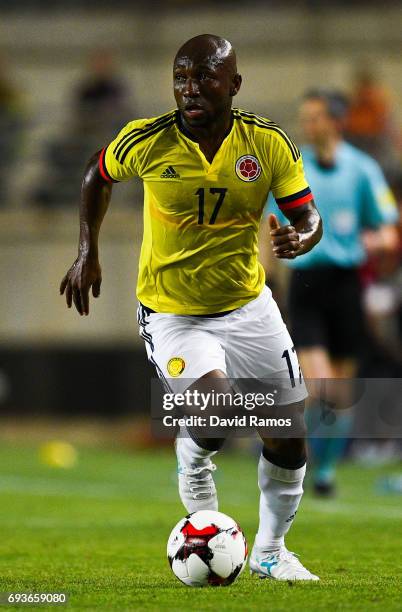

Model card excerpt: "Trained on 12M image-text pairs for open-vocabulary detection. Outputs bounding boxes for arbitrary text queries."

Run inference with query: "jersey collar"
[175,109,235,144]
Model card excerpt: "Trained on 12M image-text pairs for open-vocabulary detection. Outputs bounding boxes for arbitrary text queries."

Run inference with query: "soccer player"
[265,90,399,495]
[60,35,322,580]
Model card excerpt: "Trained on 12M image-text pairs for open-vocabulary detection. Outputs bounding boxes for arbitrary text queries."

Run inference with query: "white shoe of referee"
[175,435,218,513]
[250,545,319,581]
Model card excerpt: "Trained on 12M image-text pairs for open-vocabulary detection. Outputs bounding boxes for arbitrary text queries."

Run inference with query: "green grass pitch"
[0,442,401,610]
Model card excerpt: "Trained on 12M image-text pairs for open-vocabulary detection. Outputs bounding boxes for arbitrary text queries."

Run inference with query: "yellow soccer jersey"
[100,108,313,314]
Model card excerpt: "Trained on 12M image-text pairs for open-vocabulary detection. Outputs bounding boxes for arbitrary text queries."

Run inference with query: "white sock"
[255,454,306,551]
[175,427,217,470]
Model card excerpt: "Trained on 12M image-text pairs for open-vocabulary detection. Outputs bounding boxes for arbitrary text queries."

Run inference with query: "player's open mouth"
[183,105,205,119]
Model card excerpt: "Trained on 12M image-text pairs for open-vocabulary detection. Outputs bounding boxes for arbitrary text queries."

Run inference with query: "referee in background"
[265,89,399,496]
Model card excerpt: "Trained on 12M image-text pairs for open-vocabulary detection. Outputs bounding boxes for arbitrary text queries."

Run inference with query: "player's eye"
[174,74,186,82]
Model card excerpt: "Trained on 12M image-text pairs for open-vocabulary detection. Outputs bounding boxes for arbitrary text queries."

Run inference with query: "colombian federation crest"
[167,357,186,377]
[235,155,261,182]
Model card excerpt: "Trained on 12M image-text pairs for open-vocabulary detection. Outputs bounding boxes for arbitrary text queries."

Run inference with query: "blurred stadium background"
[0,3,401,457]
[0,2,402,607]
[0,0,402,428]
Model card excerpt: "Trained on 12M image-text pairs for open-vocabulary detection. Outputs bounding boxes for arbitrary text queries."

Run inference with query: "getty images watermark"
[162,388,277,411]
[161,388,293,429]
[150,377,402,439]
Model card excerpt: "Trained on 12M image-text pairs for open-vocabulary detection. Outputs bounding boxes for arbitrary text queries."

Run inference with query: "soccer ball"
[167,510,248,587]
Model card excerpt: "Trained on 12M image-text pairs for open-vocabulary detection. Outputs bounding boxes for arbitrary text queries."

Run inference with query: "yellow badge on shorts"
[167,357,186,377]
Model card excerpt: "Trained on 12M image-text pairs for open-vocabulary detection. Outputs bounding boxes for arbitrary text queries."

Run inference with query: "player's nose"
[183,78,200,97]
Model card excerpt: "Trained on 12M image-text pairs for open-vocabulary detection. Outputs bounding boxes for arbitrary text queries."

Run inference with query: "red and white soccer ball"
[167,510,248,587]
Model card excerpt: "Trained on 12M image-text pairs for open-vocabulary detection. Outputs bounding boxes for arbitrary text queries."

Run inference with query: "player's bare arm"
[59,150,112,315]
[361,223,399,256]
[269,201,322,260]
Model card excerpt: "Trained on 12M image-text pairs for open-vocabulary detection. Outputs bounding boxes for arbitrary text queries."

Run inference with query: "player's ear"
[230,73,242,97]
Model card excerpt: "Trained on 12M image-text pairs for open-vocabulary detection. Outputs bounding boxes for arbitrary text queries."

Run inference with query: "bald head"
[174,34,237,75]
[173,34,241,128]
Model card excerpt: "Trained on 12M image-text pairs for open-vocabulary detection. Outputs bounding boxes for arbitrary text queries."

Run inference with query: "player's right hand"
[269,214,301,260]
[59,255,102,316]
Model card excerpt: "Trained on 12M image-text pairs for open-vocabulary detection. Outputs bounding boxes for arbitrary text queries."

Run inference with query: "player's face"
[299,99,336,144]
[173,55,235,127]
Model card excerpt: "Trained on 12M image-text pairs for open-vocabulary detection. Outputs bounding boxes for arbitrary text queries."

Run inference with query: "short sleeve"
[360,157,398,228]
[263,192,288,224]
[269,135,314,212]
[100,121,142,182]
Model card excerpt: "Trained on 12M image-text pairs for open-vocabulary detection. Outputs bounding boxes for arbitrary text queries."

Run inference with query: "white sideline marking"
[0,475,134,499]
[1,476,401,522]
[0,517,139,528]
[301,499,402,520]
[0,474,174,501]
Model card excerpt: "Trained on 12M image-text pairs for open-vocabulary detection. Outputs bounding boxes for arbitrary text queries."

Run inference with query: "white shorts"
[137,286,307,405]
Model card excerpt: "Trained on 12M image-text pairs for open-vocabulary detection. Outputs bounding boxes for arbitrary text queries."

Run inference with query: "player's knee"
[187,430,226,452]
[262,437,307,470]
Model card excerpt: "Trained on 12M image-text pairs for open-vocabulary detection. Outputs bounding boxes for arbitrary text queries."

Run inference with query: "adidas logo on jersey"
[160,166,180,179]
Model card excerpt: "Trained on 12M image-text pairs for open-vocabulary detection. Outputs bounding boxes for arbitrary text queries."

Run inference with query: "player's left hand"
[269,214,302,259]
